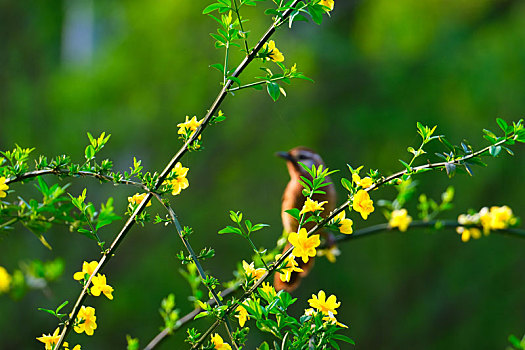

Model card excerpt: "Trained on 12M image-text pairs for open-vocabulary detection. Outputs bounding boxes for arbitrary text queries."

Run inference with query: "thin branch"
[4,169,145,189]
[232,0,249,53]
[152,194,239,350]
[227,76,289,92]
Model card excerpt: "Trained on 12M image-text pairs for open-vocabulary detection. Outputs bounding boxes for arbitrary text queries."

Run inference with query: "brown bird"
[274,147,337,292]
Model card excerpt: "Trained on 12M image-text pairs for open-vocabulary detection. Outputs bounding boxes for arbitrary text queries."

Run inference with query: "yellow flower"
[64,342,81,350]
[235,301,250,327]
[166,162,189,196]
[319,0,334,11]
[0,266,12,293]
[456,227,482,242]
[177,116,202,136]
[74,306,97,336]
[277,254,303,282]
[288,228,321,263]
[332,210,353,234]
[308,290,341,315]
[73,261,99,281]
[128,193,151,207]
[479,206,515,234]
[323,311,348,328]
[299,197,327,216]
[260,282,276,298]
[352,173,373,189]
[352,190,374,220]
[91,274,114,300]
[210,333,232,350]
[36,327,61,350]
[389,209,412,232]
[262,40,284,62]
[490,206,513,229]
[317,245,341,263]
[242,260,265,280]
[0,177,8,198]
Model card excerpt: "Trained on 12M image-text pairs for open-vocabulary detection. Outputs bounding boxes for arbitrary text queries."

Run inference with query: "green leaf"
[85,145,95,160]
[285,208,300,220]
[202,3,226,14]
[497,118,509,134]
[332,334,355,345]
[399,159,411,172]
[267,81,280,101]
[37,308,56,317]
[341,177,352,192]
[218,226,243,235]
[55,300,69,313]
[489,145,502,157]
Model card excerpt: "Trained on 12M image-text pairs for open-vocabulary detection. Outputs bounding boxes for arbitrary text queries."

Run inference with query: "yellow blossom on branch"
[389,209,412,232]
[210,333,232,350]
[352,173,373,189]
[332,210,353,234]
[288,228,321,263]
[319,0,335,11]
[0,177,9,198]
[177,116,202,137]
[128,193,151,207]
[308,290,341,315]
[36,327,61,350]
[260,282,276,298]
[456,227,482,242]
[352,190,374,220]
[299,197,327,215]
[323,311,348,328]
[276,254,303,282]
[73,261,98,281]
[235,300,250,327]
[91,274,114,300]
[317,245,341,263]
[165,162,189,196]
[0,266,12,293]
[64,343,81,350]
[262,40,284,62]
[74,306,97,336]
[242,260,265,280]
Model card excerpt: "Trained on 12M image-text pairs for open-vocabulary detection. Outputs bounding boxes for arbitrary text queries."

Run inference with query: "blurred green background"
[1,0,525,349]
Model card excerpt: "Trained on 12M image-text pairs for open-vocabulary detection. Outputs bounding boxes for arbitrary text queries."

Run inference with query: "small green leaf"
[202,3,226,14]
[285,208,300,220]
[267,81,280,101]
[399,159,411,172]
[496,118,509,134]
[85,145,95,160]
[489,145,502,157]
[341,177,352,192]
[218,226,243,235]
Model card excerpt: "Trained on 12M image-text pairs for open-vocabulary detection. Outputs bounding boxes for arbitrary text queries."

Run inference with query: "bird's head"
[276,146,325,179]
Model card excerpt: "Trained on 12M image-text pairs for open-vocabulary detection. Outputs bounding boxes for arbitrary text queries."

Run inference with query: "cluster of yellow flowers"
[0,176,8,198]
[127,162,190,209]
[306,290,347,328]
[177,116,202,139]
[0,266,12,293]
[73,261,114,300]
[211,333,232,350]
[389,208,413,232]
[37,260,115,348]
[36,328,81,350]
[242,260,265,280]
[165,162,190,196]
[456,206,516,242]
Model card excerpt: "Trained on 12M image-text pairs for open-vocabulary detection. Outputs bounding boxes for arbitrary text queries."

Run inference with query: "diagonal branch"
[53,1,302,348]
